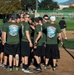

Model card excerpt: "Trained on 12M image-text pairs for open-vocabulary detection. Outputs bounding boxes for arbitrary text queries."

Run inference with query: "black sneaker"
[52,66,56,71]
[4,65,8,69]
[33,67,42,73]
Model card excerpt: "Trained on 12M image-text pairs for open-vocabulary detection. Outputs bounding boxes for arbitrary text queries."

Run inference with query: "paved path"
[0,47,74,75]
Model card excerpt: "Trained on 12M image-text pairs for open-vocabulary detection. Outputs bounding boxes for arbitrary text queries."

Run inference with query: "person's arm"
[64,21,67,28]
[58,33,63,46]
[25,30,33,47]
[35,32,42,43]
[2,31,6,45]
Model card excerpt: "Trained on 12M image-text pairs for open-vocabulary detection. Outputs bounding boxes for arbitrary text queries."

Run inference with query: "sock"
[23,64,28,69]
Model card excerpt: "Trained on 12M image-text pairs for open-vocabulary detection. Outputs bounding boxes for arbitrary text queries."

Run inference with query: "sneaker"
[8,68,13,72]
[44,65,50,70]
[52,66,56,71]
[33,68,42,73]
[4,65,8,69]
[15,67,19,71]
[65,37,67,40]
[22,68,33,73]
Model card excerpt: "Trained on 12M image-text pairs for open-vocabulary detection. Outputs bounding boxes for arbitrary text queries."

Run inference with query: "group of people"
[0,13,65,73]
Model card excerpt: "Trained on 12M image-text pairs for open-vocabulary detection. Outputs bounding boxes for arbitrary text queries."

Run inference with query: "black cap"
[10,14,20,20]
[34,17,39,22]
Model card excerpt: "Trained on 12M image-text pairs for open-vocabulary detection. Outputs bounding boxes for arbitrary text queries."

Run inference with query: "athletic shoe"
[15,67,19,71]
[22,68,33,73]
[8,68,13,72]
[33,67,42,73]
[52,66,56,71]
[4,65,8,69]
[44,65,50,70]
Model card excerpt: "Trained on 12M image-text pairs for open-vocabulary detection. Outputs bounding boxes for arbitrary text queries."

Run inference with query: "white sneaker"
[22,68,33,73]
[65,37,67,39]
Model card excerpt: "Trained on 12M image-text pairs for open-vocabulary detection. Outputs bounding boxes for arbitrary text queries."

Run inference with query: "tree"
[0,0,22,14]
[38,0,59,10]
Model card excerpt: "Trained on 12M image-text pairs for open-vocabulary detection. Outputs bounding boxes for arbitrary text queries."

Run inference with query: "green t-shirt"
[0,25,3,43]
[44,23,61,44]
[34,24,42,46]
[21,22,30,42]
[3,22,21,44]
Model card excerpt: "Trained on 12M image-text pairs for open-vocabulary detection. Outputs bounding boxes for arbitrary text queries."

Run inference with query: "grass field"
[55,20,74,31]
[0,19,3,25]
[63,39,74,49]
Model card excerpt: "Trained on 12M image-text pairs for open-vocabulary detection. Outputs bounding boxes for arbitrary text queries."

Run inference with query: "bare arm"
[26,30,33,47]
[2,32,6,45]
[35,32,42,43]
[58,33,63,45]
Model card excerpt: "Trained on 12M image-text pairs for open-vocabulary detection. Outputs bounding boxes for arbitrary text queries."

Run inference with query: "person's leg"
[62,28,67,39]
[9,55,13,68]
[52,44,60,71]
[0,52,4,64]
[34,46,42,72]
[21,42,32,73]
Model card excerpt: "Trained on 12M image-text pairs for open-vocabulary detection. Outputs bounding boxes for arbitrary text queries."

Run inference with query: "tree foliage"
[21,0,59,11]
[0,0,22,14]
[38,0,59,10]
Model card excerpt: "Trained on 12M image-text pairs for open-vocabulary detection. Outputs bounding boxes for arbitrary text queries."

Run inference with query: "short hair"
[34,17,39,23]
[62,17,65,19]
[38,17,43,21]
[43,14,48,18]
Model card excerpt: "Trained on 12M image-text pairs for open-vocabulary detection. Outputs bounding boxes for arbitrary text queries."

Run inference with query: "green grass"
[55,20,74,31]
[0,19,3,25]
[63,39,74,49]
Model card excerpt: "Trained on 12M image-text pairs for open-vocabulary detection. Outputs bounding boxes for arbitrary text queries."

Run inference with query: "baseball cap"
[34,17,39,22]
[50,16,56,21]
[10,14,20,20]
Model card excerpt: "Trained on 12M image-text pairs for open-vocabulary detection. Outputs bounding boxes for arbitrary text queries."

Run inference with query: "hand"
[60,41,63,46]
[29,42,33,47]
[35,40,37,44]
[2,41,6,45]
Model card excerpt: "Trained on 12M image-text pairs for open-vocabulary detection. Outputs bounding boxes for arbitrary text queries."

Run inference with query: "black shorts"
[34,46,42,57]
[4,43,20,56]
[0,43,4,53]
[45,44,60,59]
[41,43,46,56]
[21,41,30,57]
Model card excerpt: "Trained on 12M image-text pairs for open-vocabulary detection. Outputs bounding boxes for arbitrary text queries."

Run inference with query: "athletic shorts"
[0,43,4,53]
[41,43,46,56]
[4,43,20,56]
[34,46,42,57]
[21,41,30,57]
[45,44,60,59]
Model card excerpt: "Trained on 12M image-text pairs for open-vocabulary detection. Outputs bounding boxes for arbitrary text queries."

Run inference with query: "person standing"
[33,17,42,72]
[2,14,21,71]
[59,17,67,39]
[21,13,33,73]
[44,16,63,71]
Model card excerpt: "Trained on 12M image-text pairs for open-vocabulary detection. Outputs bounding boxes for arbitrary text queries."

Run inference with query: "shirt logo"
[47,26,56,38]
[9,25,18,36]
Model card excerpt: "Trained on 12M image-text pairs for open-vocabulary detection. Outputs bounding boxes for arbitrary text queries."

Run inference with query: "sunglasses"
[44,18,48,20]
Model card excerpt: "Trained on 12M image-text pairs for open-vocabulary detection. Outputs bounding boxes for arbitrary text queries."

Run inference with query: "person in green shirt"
[21,13,33,73]
[33,17,42,72]
[0,25,4,67]
[44,16,63,71]
[2,14,21,71]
